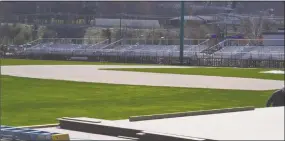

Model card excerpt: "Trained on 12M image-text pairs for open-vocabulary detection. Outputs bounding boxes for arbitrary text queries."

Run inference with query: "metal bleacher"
[0,125,69,141]
[205,37,285,60]
[13,37,284,61]
[212,45,284,60]
[19,38,210,57]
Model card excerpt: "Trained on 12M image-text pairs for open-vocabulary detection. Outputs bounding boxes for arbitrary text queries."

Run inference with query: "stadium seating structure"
[14,39,284,60]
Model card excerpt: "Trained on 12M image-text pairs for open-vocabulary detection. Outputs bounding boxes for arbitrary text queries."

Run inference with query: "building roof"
[170,15,215,21]
[170,15,242,25]
[94,18,160,28]
[207,20,241,25]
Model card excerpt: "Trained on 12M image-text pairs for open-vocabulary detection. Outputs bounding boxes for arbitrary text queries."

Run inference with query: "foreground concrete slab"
[58,117,209,141]
[36,127,132,140]
[2,65,283,90]
[57,107,284,140]
[112,107,284,140]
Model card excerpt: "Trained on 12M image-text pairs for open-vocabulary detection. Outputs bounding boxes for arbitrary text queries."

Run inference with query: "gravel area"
[1,65,284,90]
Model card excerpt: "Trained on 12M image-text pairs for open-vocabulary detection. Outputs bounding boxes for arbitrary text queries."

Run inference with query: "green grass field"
[104,68,284,80]
[0,59,279,126]
[1,75,274,126]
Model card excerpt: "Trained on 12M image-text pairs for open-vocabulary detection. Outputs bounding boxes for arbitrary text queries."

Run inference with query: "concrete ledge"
[58,118,142,138]
[60,117,102,123]
[19,123,58,129]
[129,106,255,122]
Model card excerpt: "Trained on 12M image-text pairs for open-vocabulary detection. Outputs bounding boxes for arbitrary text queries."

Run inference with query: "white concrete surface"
[260,70,285,74]
[76,107,285,140]
[36,127,131,140]
[1,65,283,90]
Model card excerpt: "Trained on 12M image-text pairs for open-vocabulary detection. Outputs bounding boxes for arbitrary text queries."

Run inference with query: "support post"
[120,13,122,38]
[179,1,185,65]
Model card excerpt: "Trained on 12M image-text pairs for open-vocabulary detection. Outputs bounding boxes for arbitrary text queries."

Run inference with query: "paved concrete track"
[1,65,284,90]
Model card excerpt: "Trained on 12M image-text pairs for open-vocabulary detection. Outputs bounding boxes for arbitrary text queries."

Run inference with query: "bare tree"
[240,16,263,40]
[239,9,275,39]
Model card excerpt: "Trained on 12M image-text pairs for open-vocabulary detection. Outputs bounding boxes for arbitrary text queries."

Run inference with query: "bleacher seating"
[20,39,284,60]
[212,45,284,60]
[242,46,284,60]
[22,43,208,57]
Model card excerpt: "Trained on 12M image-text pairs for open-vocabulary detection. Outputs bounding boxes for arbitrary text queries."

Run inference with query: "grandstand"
[15,38,208,57]
[9,37,283,62]
[204,38,284,60]
[1,1,284,68]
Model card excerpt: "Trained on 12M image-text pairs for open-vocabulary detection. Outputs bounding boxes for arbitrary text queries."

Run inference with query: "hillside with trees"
[0,1,284,17]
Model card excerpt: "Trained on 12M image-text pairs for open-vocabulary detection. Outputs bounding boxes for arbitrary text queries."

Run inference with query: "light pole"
[179,1,185,65]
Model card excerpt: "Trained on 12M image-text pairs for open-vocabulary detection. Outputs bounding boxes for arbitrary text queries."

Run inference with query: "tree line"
[1,2,283,18]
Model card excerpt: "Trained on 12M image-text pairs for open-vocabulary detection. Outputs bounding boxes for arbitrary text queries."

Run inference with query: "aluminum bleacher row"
[0,125,69,141]
[20,43,208,57]
[15,40,284,60]
[214,46,284,60]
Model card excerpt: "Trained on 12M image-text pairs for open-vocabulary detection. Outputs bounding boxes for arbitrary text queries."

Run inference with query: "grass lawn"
[1,75,274,126]
[0,58,159,66]
[0,58,281,126]
[104,68,284,80]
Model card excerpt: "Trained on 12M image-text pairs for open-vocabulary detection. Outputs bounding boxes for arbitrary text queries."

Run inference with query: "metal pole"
[179,1,185,65]
[120,13,122,38]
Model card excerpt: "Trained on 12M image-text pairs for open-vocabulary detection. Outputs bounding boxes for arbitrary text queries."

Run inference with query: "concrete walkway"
[45,107,284,140]
[112,107,284,140]
[1,65,283,90]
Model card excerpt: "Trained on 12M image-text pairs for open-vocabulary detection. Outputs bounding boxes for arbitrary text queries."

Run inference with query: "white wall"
[278,29,284,33]
[263,34,284,46]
